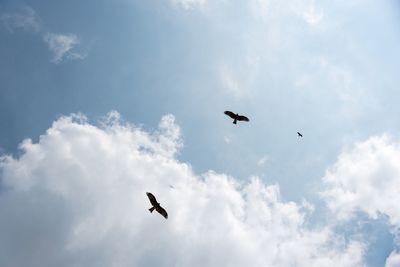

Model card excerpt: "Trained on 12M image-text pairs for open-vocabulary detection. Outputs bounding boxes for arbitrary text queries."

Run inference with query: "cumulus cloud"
[321,134,400,265]
[1,6,85,64]
[321,134,400,226]
[386,251,400,267]
[0,112,365,267]
[44,33,84,64]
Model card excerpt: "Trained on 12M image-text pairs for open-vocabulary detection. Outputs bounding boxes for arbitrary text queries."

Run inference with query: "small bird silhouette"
[224,111,249,124]
[146,192,168,219]
[297,132,303,137]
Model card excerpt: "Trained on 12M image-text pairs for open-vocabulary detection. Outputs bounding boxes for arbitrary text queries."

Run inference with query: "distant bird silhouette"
[297,132,303,137]
[224,111,249,124]
[146,192,168,219]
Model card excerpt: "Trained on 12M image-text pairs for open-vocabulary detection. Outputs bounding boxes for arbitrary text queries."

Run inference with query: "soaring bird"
[297,132,303,137]
[146,192,168,219]
[224,111,249,124]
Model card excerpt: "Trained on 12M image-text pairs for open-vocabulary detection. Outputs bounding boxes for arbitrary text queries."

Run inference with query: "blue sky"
[1,1,400,266]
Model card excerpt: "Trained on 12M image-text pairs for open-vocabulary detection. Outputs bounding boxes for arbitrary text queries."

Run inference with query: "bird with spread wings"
[146,192,168,219]
[224,111,249,124]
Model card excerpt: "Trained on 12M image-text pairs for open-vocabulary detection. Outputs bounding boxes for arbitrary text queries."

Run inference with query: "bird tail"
[149,207,155,213]
[233,119,237,124]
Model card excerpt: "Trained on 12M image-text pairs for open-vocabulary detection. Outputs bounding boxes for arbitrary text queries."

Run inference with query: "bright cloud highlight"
[0,112,365,267]
[321,135,400,226]
[321,134,400,264]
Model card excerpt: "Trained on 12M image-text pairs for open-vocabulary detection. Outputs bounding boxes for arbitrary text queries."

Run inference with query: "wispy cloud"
[223,135,231,144]
[250,0,324,26]
[0,6,41,32]
[171,0,207,10]
[302,3,323,26]
[219,64,242,98]
[44,33,85,64]
[257,155,269,166]
[1,6,86,64]
[218,56,260,99]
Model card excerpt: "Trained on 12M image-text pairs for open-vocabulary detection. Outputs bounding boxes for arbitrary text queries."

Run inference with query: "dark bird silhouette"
[224,111,249,124]
[297,132,303,137]
[146,192,168,219]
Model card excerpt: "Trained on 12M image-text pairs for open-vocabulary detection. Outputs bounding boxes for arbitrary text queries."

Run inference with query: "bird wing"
[297,132,303,137]
[156,205,168,219]
[146,192,158,206]
[224,111,236,119]
[237,115,249,122]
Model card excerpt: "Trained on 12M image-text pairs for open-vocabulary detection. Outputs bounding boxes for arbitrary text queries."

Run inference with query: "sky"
[1,0,400,266]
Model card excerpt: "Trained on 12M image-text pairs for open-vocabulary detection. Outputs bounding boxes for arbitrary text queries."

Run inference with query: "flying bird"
[224,111,249,124]
[146,192,168,219]
[297,132,303,137]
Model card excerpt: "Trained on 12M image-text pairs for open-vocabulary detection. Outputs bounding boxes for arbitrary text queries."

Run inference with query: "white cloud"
[44,33,85,64]
[386,251,400,267]
[302,4,323,26]
[257,155,269,166]
[170,0,323,22]
[321,134,400,226]
[210,0,325,99]
[320,134,400,266]
[0,6,41,32]
[0,112,366,267]
[171,0,207,10]
[250,0,323,26]
[1,6,86,64]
